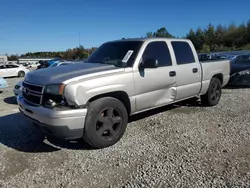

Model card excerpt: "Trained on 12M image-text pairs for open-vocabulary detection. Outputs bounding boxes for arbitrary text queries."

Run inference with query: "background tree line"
[145,20,250,52]
[7,20,250,61]
[7,45,97,61]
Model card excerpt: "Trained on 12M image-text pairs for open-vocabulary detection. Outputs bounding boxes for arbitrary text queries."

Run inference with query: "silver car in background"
[49,61,75,67]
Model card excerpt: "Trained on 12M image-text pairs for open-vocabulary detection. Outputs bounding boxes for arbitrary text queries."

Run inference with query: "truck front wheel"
[201,77,222,106]
[83,97,128,149]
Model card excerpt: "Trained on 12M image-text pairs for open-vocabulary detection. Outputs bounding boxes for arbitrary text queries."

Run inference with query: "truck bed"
[199,59,231,94]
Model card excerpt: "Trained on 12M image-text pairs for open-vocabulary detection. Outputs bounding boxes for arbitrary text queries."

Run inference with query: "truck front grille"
[22,81,44,106]
[22,82,43,93]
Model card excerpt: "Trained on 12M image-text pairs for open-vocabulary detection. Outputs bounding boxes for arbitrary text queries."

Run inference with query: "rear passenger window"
[171,41,195,65]
[142,41,172,67]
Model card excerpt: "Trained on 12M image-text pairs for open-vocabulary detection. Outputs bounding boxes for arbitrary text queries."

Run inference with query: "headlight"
[44,84,65,95]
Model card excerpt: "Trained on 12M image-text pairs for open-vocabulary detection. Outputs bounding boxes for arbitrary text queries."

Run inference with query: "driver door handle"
[169,71,176,77]
[193,68,198,73]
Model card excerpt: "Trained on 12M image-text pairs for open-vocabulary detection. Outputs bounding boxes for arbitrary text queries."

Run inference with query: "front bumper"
[18,96,87,140]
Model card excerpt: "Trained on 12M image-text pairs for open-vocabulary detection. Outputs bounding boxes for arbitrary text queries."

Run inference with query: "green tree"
[201,44,210,52]
[235,23,247,48]
[186,29,201,50]
[247,20,250,43]
[153,27,174,38]
[204,23,216,51]
[223,23,237,49]
[146,32,153,38]
[195,28,205,51]
[215,24,226,50]
[8,54,19,61]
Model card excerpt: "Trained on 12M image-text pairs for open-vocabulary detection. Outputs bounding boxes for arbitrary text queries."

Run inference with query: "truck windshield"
[85,41,143,67]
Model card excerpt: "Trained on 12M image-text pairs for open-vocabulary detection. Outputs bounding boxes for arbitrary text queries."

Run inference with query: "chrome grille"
[22,81,44,106]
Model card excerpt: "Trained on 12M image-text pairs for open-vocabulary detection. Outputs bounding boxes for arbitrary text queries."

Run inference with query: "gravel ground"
[0,77,250,188]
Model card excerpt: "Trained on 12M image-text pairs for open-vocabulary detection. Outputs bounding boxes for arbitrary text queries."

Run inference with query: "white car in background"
[27,62,40,69]
[0,64,29,78]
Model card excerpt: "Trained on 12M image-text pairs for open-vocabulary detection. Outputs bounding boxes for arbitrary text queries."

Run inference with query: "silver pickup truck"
[18,38,230,149]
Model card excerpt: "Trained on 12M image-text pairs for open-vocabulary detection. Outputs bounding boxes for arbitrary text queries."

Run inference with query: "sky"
[0,0,249,55]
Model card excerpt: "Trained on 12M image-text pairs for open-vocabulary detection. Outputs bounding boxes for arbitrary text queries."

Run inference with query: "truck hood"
[25,62,124,85]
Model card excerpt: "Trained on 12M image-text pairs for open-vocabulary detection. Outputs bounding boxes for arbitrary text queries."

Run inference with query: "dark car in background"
[198,53,210,61]
[229,54,250,75]
[227,54,250,86]
[198,52,227,61]
[37,60,50,69]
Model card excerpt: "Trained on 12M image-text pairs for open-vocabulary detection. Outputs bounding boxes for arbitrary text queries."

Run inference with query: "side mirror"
[140,58,158,68]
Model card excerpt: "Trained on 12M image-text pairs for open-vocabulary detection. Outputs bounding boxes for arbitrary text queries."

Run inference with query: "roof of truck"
[108,37,190,43]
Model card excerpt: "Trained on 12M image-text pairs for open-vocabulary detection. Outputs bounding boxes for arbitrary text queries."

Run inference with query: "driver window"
[142,41,172,67]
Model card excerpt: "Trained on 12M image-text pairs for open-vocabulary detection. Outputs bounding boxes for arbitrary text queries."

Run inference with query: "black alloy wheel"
[201,77,222,106]
[96,107,123,140]
[83,97,128,149]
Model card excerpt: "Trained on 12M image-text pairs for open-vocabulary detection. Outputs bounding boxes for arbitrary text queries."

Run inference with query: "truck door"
[133,41,177,112]
[170,41,202,100]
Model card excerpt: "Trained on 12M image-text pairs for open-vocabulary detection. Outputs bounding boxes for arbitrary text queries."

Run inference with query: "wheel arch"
[212,73,223,85]
[87,91,131,115]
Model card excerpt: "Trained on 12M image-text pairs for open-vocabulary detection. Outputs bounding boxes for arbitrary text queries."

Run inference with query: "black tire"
[83,97,128,149]
[201,77,222,106]
[18,71,25,77]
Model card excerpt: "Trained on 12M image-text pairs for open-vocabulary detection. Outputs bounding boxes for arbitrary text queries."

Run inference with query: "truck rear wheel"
[201,77,222,106]
[83,97,128,149]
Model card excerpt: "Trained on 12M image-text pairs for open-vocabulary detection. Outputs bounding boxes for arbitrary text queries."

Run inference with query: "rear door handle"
[169,71,176,77]
[193,68,198,73]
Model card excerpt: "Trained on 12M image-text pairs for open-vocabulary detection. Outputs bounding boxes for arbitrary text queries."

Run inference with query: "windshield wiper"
[86,61,126,67]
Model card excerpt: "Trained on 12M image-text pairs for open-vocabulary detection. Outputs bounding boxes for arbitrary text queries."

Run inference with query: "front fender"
[64,76,133,106]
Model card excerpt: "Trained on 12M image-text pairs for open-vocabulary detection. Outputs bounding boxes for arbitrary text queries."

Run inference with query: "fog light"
[60,99,65,106]
[46,99,57,108]
[15,85,21,89]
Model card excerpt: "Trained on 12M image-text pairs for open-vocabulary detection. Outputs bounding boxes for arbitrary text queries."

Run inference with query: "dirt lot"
[0,77,250,188]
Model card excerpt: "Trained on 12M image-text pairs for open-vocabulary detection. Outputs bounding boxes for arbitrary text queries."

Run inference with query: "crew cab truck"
[18,38,230,149]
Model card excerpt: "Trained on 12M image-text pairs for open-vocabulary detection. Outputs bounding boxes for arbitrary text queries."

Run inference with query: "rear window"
[171,41,195,65]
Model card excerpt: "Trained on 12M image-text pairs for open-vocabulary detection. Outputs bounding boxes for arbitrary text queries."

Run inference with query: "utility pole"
[78,32,81,47]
